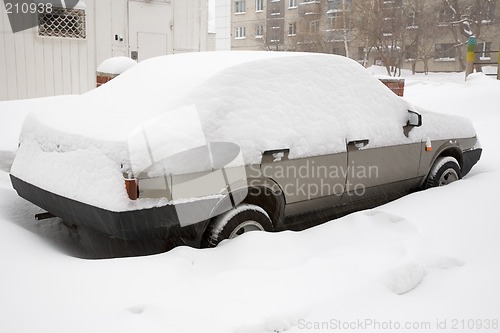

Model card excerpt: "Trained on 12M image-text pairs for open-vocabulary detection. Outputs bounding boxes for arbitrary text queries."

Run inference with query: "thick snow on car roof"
[23,51,411,160]
[31,51,302,141]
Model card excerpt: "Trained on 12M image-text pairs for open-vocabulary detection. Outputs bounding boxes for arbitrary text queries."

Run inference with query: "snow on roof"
[97,57,137,75]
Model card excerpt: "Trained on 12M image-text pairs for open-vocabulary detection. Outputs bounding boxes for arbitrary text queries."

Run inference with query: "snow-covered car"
[10,51,482,247]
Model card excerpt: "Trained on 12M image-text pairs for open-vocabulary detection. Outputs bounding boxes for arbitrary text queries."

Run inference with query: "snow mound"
[425,255,465,270]
[0,151,15,173]
[367,65,413,78]
[364,210,406,223]
[97,57,137,75]
[382,261,426,295]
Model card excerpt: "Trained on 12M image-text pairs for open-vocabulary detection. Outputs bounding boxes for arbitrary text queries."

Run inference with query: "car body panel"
[344,141,422,200]
[10,135,481,244]
[418,137,478,179]
[261,149,348,205]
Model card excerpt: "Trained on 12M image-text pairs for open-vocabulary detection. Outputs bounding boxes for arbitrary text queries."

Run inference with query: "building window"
[483,2,496,22]
[288,22,296,36]
[404,45,417,60]
[255,25,264,38]
[357,47,366,61]
[382,0,401,7]
[407,11,418,29]
[382,17,394,37]
[38,7,86,39]
[434,43,456,60]
[477,42,492,60]
[289,0,297,8]
[271,6,281,16]
[235,26,246,39]
[255,0,263,11]
[332,47,346,56]
[328,0,352,11]
[327,29,351,42]
[328,14,338,29]
[235,0,246,13]
[438,8,453,25]
[310,20,319,33]
[328,12,350,30]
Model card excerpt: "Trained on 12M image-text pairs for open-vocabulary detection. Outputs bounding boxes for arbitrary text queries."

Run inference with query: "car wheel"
[424,156,461,189]
[203,204,273,247]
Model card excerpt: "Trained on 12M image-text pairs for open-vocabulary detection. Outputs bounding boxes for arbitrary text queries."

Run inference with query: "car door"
[261,148,348,216]
[342,140,422,204]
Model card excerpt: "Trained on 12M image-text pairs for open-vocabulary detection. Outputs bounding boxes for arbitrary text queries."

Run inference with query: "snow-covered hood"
[409,108,476,142]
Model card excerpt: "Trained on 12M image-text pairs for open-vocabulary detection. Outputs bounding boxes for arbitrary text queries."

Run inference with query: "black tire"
[424,156,461,189]
[202,204,273,248]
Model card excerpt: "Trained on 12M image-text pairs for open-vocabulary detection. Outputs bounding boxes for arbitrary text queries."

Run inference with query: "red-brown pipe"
[125,178,138,200]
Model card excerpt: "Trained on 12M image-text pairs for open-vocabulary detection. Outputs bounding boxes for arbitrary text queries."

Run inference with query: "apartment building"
[231,0,306,51]
[228,0,500,73]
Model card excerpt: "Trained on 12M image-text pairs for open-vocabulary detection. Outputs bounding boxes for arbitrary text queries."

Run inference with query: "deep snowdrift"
[0,68,499,333]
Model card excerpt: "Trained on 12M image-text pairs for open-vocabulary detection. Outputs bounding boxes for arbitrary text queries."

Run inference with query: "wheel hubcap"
[438,168,459,186]
[229,221,264,239]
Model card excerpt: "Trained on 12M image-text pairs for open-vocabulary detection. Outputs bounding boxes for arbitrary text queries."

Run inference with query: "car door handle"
[348,139,370,148]
[262,148,290,163]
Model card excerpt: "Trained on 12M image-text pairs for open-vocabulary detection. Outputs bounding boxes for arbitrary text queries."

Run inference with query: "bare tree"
[437,0,498,70]
[341,0,351,57]
[325,0,352,57]
[263,27,285,51]
[295,19,329,53]
[352,0,408,76]
[403,0,440,74]
[256,19,285,51]
[294,0,329,53]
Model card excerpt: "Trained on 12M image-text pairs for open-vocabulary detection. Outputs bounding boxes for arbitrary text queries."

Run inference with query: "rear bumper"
[10,175,215,243]
[462,148,482,177]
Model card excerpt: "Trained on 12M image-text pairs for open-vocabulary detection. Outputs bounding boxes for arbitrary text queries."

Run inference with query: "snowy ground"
[1,69,499,333]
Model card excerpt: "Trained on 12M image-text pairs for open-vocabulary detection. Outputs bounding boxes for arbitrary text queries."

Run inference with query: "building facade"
[228,0,500,74]
[0,0,210,101]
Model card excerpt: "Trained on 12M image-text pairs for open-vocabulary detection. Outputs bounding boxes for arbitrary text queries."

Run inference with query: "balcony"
[298,1,321,16]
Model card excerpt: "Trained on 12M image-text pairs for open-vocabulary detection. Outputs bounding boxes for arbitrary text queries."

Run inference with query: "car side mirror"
[407,110,422,127]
